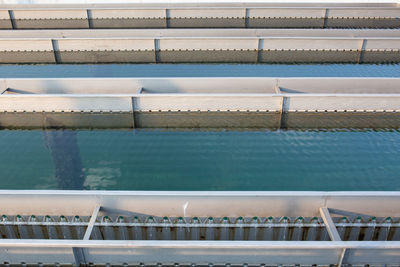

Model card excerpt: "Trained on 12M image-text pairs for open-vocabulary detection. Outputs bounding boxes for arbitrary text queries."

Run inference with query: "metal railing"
[2,215,400,241]
[0,191,400,265]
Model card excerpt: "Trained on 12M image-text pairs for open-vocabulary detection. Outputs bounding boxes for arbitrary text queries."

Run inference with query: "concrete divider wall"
[134,95,282,112]
[1,77,400,113]
[1,78,400,128]
[0,96,133,112]
[0,5,399,29]
[2,77,277,94]
[287,95,400,112]
[0,10,12,28]
[0,35,399,63]
[0,94,399,128]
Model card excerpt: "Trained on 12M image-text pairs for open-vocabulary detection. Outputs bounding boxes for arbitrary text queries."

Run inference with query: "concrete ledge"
[285,111,400,129]
[168,18,245,28]
[260,50,360,63]
[91,18,166,28]
[0,30,397,63]
[134,111,281,128]
[6,17,398,29]
[248,18,324,28]
[0,78,399,129]
[1,4,400,29]
[57,50,155,63]
[7,17,397,29]
[0,112,44,129]
[1,49,398,64]
[0,19,12,29]
[0,51,55,63]
[326,18,400,28]
[1,111,400,129]
[13,18,89,29]
[0,96,133,112]
[0,112,134,129]
[158,50,258,63]
[362,50,400,63]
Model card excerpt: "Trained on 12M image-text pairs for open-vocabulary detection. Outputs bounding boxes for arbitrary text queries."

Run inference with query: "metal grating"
[0,215,399,241]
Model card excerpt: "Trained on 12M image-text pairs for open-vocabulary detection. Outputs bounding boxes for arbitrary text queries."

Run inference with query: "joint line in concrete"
[8,10,16,29]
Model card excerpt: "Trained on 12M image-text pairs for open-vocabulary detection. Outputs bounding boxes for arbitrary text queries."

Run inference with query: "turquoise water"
[0,64,399,78]
[0,129,399,191]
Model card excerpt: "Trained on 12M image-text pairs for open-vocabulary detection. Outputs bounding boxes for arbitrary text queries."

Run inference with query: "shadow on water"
[43,130,86,190]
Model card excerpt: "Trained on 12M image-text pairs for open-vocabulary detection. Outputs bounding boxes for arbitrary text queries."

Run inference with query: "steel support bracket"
[74,204,101,266]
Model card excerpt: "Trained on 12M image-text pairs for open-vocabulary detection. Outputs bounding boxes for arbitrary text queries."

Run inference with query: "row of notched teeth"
[1,215,399,241]
[1,214,399,227]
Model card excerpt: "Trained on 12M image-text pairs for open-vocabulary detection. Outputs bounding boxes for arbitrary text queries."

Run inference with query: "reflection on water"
[84,164,119,190]
[43,130,85,190]
[0,128,399,191]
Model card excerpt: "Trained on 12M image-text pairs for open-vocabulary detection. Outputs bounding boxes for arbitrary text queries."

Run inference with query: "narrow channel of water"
[0,128,399,191]
[0,64,399,78]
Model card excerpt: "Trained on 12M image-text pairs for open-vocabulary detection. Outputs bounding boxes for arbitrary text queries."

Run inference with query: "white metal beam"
[319,207,341,241]
[1,29,399,39]
[83,204,101,240]
[0,240,400,265]
[0,190,398,217]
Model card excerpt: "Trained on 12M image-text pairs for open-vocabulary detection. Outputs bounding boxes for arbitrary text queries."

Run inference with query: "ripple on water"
[0,128,399,191]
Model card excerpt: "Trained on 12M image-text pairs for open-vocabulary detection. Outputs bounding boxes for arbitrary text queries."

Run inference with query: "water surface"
[0,64,399,78]
[0,129,399,191]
